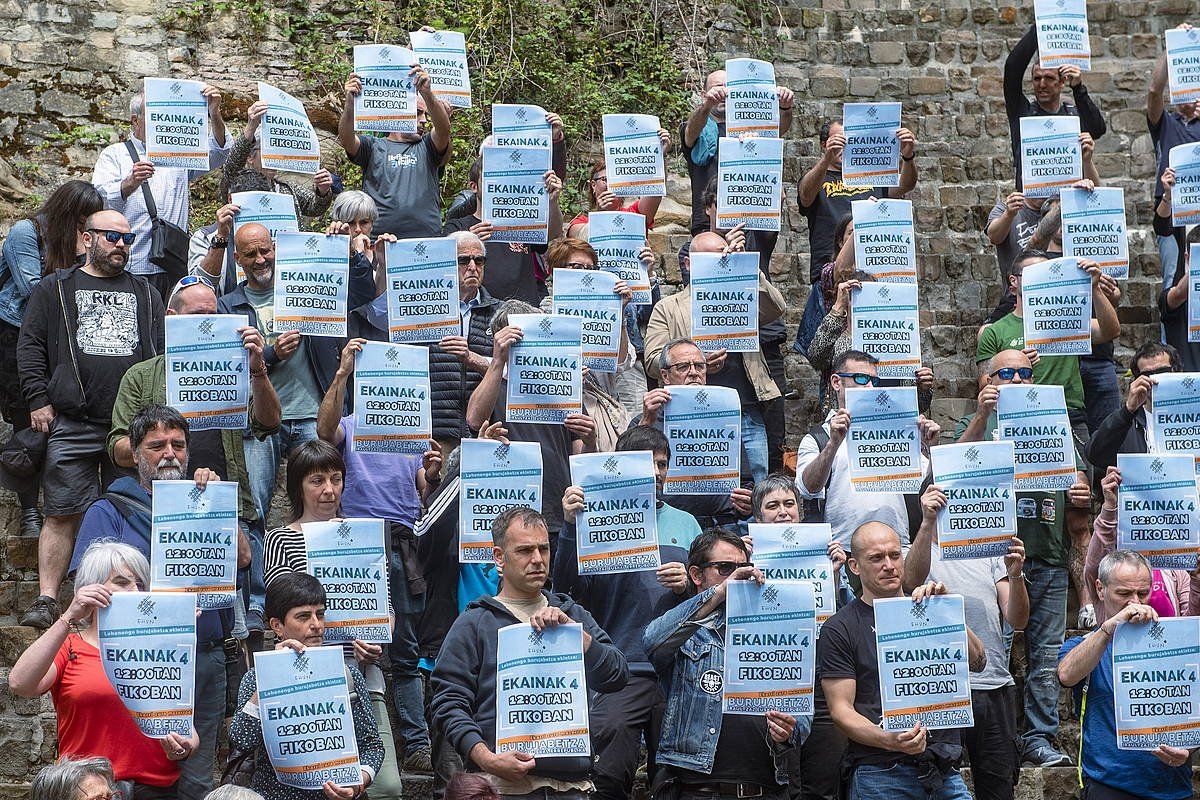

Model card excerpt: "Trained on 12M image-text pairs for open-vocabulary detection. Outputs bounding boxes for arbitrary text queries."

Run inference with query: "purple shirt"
[338,416,422,527]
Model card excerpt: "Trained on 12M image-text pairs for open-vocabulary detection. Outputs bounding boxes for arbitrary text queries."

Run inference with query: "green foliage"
[40,124,119,150]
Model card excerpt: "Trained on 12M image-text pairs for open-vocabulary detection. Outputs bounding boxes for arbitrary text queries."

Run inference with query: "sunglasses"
[166,274,213,305]
[836,372,879,387]
[457,255,487,267]
[89,228,136,245]
[990,367,1034,381]
[702,561,753,576]
[1139,366,1174,377]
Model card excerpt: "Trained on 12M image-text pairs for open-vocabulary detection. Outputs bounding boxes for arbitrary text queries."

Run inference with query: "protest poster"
[690,251,759,353]
[746,523,837,633]
[725,58,779,138]
[1019,116,1082,199]
[481,145,551,244]
[142,78,209,169]
[458,439,543,563]
[875,594,974,731]
[723,579,815,716]
[1020,256,1092,356]
[409,29,471,107]
[150,479,238,610]
[588,211,650,305]
[273,232,349,337]
[1150,373,1200,475]
[352,341,431,455]
[1191,244,1200,344]
[231,191,299,239]
[506,313,582,425]
[1113,617,1200,750]
[931,441,1016,560]
[996,383,1077,491]
[570,451,659,575]
[256,645,362,789]
[257,82,321,174]
[662,385,741,496]
[1116,453,1200,570]
[716,136,784,231]
[602,114,666,198]
[496,622,590,758]
[303,518,391,643]
[842,103,901,186]
[851,199,917,283]
[165,314,248,432]
[352,45,417,134]
[491,104,552,149]
[383,237,459,343]
[1060,187,1128,280]
[98,592,196,738]
[850,282,920,378]
[1034,0,1091,71]
[844,386,923,494]
[552,269,621,374]
[1169,143,1200,228]
[1166,27,1200,104]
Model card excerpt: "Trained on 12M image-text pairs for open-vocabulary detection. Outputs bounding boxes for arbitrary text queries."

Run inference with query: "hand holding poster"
[231,192,299,239]
[1060,187,1128,279]
[257,82,321,174]
[459,439,543,562]
[588,211,650,304]
[481,145,552,244]
[690,251,759,353]
[850,282,920,378]
[1191,244,1200,344]
[352,341,431,454]
[746,523,837,633]
[1019,116,1082,199]
[851,199,917,283]
[143,78,210,169]
[165,314,249,431]
[1149,373,1200,474]
[256,645,362,789]
[1034,0,1091,71]
[409,29,471,107]
[725,58,779,138]
[273,232,349,337]
[1113,617,1200,750]
[1020,256,1092,356]
[875,594,974,731]
[506,313,582,424]
[663,385,741,496]
[716,136,784,231]
[98,592,196,738]
[931,441,1016,560]
[552,269,621,374]
[569,451,659,575]
[496,622,590,758]
[723,580,815,716]
[353,45,418,134]
[602,114,666,198]
[996,384,1076,491]
[1166,27,1200,104]
[304,518,391,643]
[1116,453,1200,570]
[151,479,238,609]
[1168,143,1200,227]
[492,104,552,149]
[844,387,923,494]
[383,237,459,343]
[842,103,901,187]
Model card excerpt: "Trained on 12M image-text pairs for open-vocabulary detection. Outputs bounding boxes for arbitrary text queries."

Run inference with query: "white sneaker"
[1077,604,1096,629]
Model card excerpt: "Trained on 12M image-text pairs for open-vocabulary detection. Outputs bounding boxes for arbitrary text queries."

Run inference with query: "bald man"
[16,209,165,629]
[643,231,786,484]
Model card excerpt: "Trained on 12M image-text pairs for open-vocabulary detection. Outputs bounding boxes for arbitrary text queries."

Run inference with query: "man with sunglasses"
[1086,342,1182,471]
[16,210,165,631]
[644,528,801,800]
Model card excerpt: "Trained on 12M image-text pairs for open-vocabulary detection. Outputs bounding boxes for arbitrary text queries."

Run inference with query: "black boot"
[19,507,42,538]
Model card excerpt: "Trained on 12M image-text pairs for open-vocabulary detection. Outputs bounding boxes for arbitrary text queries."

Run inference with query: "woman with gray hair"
[30,756,115,800]
[10,540,199,799]
[327,190,391,299]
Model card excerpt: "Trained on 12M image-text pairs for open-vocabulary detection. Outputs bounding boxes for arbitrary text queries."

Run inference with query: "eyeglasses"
[457,255,487,267]
[589,175,606,184]
[990,366,1034,381]
[88,229,136,246]
[665,361,708,374]
[702,561,753,576]
[564,261,595,270]
[836,372,879,387]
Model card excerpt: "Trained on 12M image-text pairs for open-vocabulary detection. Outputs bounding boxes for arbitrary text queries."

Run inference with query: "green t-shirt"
[245,285,320,421]
[975,312,1085,411]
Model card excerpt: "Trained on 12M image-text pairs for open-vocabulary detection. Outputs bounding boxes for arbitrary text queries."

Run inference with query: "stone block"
[0,628,38,670]
[848,75,879,97]
[869,41,905,65]
[908,75,947,95]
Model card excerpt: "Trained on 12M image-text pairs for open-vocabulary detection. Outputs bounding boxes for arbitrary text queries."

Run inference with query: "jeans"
[1078,357,1120,435]
[359,663,403,800]
[742,403,769,484]
[1021,559,1068,752]
[239,518,266,623]
[848,763,972,800]
[391,546,430,754]
[1160,234,1181,342]
[176,646,226,800]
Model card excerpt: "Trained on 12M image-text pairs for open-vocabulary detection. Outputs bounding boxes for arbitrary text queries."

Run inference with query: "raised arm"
[1148,47,1170,127]
[465,327,521,432]
[339,74,363,159]
[318,339,363,446]
[1004,25,1037,122]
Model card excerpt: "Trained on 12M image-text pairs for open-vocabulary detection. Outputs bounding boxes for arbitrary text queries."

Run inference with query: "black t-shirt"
[816,598,962,769]
[187,430,228,485]
[443,214,547,305]
[675,713,775,786]
[71,270,154,421]
[799,170,888,281]
[706,351,756,400]
[1160,287,1200,372]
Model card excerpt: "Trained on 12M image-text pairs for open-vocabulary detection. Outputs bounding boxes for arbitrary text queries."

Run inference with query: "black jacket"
[1085,404,1149,471]
[414,464,470,660]
[430,589,628,780]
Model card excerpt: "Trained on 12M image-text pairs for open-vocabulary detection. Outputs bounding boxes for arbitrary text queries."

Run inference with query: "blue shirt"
[1151,111,1200,200]
[1060,633,1193,799]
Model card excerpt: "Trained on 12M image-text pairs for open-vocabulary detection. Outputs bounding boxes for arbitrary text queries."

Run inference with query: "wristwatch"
[210,236,228,249]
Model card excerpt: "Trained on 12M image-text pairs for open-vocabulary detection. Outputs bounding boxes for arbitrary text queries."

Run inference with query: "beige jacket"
[644,271,786,402]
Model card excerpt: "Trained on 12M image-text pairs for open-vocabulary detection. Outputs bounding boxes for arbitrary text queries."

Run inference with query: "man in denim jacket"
[644,528,800,800]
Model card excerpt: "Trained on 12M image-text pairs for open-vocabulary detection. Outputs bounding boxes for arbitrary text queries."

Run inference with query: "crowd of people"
[4,17,1200,800]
